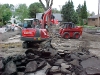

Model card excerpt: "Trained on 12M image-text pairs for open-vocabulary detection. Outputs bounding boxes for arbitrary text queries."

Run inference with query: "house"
[88,15,100,27]
[36,13,63,22]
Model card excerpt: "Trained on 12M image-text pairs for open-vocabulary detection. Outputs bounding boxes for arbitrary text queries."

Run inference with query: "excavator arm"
[41,7,52,29]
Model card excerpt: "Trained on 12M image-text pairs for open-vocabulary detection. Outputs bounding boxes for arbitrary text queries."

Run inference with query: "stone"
[60,67,71,74]
[54,59,65,66]
[50,66,60,73]
[35,70,46,75]
[70,54,80,60]
[25,73,35,75]
[38,61,47,69]
[81,57,100,74]
[69,59,80,67]
[25,61,37,73]
[17,72,24,75]
[61,63,71,69]
[4,61,17,75]
[0,60,4,71]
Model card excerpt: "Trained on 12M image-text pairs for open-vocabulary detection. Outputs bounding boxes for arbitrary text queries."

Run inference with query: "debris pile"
[0,39,100,75]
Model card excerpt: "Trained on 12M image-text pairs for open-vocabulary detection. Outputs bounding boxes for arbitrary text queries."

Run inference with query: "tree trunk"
[39,0,53,10]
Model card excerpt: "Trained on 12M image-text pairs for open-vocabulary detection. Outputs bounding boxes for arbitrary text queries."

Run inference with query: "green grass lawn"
[76,24,96,29]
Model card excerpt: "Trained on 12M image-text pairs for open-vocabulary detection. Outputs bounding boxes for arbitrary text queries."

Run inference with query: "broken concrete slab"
[25,61,37,73]
[54,59,65,66]
[0,60,4,71]
[61,63,71,69]
[81,57,100,74]
[17,72,24,75]
[50,66,60,73]
[4,61,17,75]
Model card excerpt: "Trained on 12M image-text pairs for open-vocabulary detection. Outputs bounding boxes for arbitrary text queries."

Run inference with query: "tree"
[29,2,44,18]
[76,4,83,25]
[90,12,95,16]
[76,4,82,18]
[76,1,88,25]
[0,4,12,25]
[52,8,60,13]
[81,1,87,19]
[39,0,53,10]
[15,4,29,22]
[61,0,78,24]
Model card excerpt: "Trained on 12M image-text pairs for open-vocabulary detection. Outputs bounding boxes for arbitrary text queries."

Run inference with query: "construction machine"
[21,8,52,48]
[59,22,83,39]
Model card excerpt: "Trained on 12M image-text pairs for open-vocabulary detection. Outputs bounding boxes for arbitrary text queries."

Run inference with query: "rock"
[81,57,100,74]
[25,61,37,73]
[42,63,51,73]
[0,60,4,71]
[26,53,34,59]
[25,73,35,75]
[17,72,24,75]
[4,61,17,75]
[35,70,46,75]
[64,54,72,62]
[69,59,80,67]
[61,63,71,69]
[79,71,87,75]
[79,54,94,60]
[50,66,60,73]
[54,59,65,66]
[70,54,80,60]
[38,61,47,69]
[60,67,71,74]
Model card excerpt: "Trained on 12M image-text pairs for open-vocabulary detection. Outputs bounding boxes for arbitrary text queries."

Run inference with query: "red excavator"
[21,8,52,48]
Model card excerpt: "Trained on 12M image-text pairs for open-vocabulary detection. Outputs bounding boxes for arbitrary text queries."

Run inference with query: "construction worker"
[33,19,41,28]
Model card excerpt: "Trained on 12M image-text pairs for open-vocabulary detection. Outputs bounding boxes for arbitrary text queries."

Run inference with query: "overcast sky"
[0,0,98,14]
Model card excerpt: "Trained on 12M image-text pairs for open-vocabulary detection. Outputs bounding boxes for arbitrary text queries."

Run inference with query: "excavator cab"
[23,18,40,28]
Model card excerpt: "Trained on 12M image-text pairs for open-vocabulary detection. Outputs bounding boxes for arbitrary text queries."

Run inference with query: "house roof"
[88,15,100,19]
[36,13,63,21]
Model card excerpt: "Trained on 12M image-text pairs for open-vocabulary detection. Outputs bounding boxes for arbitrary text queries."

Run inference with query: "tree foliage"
[61,0,78,24]
[52,8,60,13]
[29,2,44,18]
[81,1,87,19]
[76,1,88,25]
[0,4,12,25]
[15,4,29,22]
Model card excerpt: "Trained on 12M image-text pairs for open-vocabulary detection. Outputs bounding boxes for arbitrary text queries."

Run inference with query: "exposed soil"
[0,28,100,57]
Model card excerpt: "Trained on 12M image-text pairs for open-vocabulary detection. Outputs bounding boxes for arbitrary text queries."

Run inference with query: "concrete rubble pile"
[0,39,100,75]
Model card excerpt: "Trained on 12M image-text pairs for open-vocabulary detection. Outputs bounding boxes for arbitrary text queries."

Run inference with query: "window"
[92,18,95,21]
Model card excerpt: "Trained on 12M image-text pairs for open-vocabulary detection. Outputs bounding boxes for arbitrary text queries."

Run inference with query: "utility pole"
[98,0,100,27]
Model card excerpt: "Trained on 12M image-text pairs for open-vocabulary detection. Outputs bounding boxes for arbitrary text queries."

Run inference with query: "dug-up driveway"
[0,30,100,58]
[51,32,100,57]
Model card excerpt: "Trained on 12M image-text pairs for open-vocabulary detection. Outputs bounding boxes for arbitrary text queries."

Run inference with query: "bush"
[0,22,3,27]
